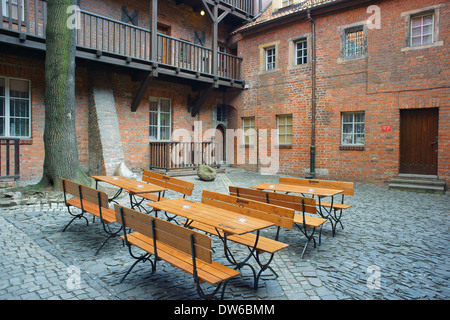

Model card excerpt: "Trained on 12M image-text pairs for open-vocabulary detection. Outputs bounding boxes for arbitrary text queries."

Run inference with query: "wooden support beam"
[150,0,158,62]
[131,73,154,112]
[191,85,214,117]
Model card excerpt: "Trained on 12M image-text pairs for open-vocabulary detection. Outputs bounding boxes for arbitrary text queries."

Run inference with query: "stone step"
[389,177,446,186]
[389,174,446,194]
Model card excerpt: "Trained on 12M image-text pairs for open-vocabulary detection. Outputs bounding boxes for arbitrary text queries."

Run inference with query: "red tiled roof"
[233,0,338,34]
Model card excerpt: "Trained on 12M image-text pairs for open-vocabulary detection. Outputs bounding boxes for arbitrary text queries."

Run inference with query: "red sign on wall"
[382,125,392,132]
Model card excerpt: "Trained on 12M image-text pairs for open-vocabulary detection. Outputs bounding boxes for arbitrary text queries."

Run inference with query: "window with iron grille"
[277,114,293,145]
[149,97,171,141]
[341,112,365,146]
[242,117,255,145]
[344,26,365,58]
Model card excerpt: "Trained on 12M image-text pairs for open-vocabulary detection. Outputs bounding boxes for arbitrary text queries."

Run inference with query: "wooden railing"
[0,138,20,180]
[0,0,243,80]
[222,0,254,15]
[149,141,220,171]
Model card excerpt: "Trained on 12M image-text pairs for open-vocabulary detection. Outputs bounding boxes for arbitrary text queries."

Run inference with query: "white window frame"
[277,114,293,145]
[2,0,25,21]
[410,13,434,47]
[341,112,365,146]
[149,97,172,141]
[242,116,255,146]
[265,46,276,71]
[0,76,32,139]
[344,25,365,58]
[295,38,308,65]
[281,0,294,8]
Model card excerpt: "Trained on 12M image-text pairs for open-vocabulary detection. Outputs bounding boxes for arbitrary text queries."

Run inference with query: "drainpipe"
[307,9,316,179]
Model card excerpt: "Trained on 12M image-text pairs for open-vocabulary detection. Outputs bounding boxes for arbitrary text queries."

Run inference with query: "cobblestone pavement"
[0,170,449,301]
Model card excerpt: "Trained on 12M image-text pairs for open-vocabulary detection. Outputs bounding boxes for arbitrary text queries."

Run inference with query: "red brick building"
[229,0,449,188]
[1,0,448,190]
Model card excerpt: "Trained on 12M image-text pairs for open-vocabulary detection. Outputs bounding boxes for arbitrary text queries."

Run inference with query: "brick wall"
[232,0,449,185]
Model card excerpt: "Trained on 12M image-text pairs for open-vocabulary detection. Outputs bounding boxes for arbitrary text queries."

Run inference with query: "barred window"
[344,26,365,58]
[149,97,171,141]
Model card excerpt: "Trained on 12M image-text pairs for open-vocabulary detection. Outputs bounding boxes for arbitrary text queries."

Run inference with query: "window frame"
[410,13,434,47]
[294,38,308,66]
[338,22,368,62]
[401,5,444,52]
[281,0,294,8]
[149,97,172,142]
[340,111,365,147]
[343,25,365,58]
[2,0,25,22]
[265,46,276,71]
[242,116,255,146]
[0,76,32,139]
[277,114,293,146]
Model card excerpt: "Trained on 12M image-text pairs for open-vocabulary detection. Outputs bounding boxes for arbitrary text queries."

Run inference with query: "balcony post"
[150,0,158,63]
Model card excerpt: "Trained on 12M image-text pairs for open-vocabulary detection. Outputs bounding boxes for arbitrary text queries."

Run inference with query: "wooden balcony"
[0,0,245,88]
[149,141,221,171]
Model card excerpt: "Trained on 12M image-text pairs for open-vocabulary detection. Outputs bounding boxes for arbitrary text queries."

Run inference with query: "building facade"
[1,0,448,188]
[230,0,449,186]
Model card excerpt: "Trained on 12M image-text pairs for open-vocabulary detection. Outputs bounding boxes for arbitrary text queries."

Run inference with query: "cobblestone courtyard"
[0,170,449,301]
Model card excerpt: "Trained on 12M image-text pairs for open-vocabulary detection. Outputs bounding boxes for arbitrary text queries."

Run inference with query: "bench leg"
[62,207,89,232]
[295,223,318,258]
[120,252,154,283]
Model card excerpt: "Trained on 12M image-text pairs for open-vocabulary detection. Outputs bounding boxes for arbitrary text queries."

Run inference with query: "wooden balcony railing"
[0,0,243,81]
[0,138,20,180]
[149,141,220,171]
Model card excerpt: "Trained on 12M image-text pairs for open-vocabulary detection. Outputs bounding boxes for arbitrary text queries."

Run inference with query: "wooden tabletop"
[93,175,166,194]
[148,198,274,236]
[251,183,344,198]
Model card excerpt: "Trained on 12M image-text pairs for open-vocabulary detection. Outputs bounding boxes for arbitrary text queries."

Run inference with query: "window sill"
[240,144,254,148]
[401,40,444,52]
[276,144,292,149]
[340,145,364,151]
[337,55,367,64]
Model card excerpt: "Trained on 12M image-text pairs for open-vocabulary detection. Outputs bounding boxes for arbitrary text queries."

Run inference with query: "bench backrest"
[229,186,316,215]
[114,204,212,263]
[279,177,354,196]
[202,190,295,229]
[60,178,109,209]
[142,170,194,197]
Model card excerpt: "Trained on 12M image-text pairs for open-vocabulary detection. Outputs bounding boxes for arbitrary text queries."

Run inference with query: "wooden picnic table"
[93,175,166,212]
[148,198,274,236]
[148,197,275,287]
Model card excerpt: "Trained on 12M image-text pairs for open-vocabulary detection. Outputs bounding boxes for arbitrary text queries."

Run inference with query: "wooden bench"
[279,177,354,235]
[188,190,292,289]
[138,170,195,220]
[114,204,240,300]
[229,186,327,258]
[59,178,122,255]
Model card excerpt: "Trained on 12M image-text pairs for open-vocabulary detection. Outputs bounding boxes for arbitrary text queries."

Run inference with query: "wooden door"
[400,108,438,175]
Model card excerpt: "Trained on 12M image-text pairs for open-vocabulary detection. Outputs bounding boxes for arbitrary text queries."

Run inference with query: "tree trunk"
[38,0,90,190]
